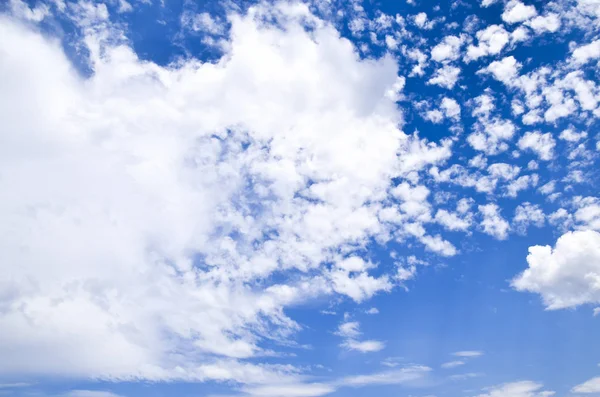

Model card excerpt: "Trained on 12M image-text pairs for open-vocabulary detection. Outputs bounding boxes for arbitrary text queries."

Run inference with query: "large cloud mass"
[0,2,453,382]
[512,230,600,310]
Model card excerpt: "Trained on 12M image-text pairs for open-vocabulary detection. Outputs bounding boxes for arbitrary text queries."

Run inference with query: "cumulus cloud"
[466,25,510,61]
[468,118,516,155]
[0,3,455,382]
[525,13,561,33]
[513,202,545,233]
[431,35,464,62]
[427,65,461,89]
[501,0,537,24]
[518,131,556,160]
[572,40,600,65]
[512,230,600,309]
[479,204,510,239]
[482,56,522,85]
[441,97,462,120]
[559,128,587,142]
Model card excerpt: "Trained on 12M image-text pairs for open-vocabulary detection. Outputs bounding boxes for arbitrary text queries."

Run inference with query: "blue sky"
[1,0,600,397]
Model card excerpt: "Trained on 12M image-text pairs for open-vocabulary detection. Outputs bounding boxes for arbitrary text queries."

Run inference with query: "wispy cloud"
[453,351,484,358]
[441,360,465,369]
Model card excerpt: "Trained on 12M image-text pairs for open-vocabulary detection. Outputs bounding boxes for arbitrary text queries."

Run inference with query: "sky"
[1,0,600,396]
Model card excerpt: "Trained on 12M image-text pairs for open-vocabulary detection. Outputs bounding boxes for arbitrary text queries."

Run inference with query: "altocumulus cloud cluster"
[1,0,600,396]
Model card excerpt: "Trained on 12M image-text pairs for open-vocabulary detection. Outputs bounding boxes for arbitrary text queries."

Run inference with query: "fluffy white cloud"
[441,97,462,120]
[513,202,545,233]
[428,65,461,89]
[518,131,556,160]
[572,40,600,64]
[0,3,455,382]
[413,12,432,29]
[435,209,471,231]
[559,128,587,142]
[468,118,516,155]
[483,56,521,85]
[502,0,537,24]
[506,174,539,197]
[526,13,561,33]
[466,25,510,61]
[431,35,464,62]
[512,230,600,309]
[479,204,510,239]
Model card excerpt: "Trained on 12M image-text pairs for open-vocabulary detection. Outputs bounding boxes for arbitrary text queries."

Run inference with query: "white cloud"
[475,381,554,397]
[181,11,226,35]
[427,65,461,89]
[559,128,587,142]
[431,35,464,62]
[506,174,539,197]
[453,351,484,357]
[441,360,465,368]
[0,3,454,382]
[435,209,471,231]
[511,26,530,43]
[483,56,521,85]
[526,13,561,33]
[466,25,510,61]
[488,163,521,181]
[572,40,600,64]
[336,321,385,353]
[479,204,510,240]
[468,118,516,155]
[420,234,458,256]
[512,230,600,309]
[243,364,431,397]
[242,383,336,397]
[407,48,428,77]
[441,97,461,120]
[343,339,386,352]
[340,365,431,386]
[481,0,499,6]
[413,12,432,29]
[425,109,445,123]
[518,131,556,160]
[472,94,495,117]
[65,391,124,397]
[539,180,556,195]
[573,197,600,231]
[513,202,545,233]
[573,377,600,393]
[502,0,537,24]
[9,0,50,22]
